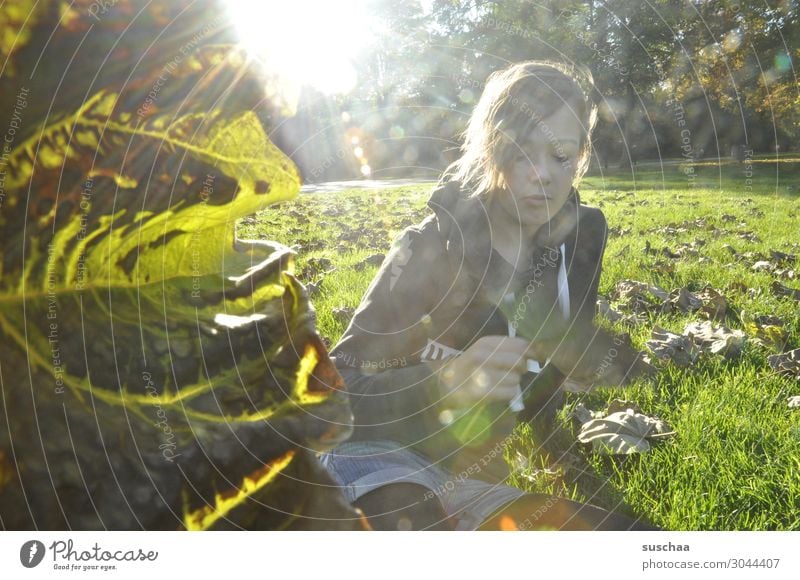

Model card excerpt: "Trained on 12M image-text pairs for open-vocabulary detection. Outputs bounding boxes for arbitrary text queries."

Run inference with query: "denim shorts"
[318,439,526,530]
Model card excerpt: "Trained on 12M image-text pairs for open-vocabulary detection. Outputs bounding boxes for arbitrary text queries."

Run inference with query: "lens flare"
[224,0,373,95]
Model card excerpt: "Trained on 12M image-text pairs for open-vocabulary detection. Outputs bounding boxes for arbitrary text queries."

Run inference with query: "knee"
[353,483,453,531]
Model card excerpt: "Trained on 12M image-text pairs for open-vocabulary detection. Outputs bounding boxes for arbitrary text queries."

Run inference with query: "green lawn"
[238,157,800,530]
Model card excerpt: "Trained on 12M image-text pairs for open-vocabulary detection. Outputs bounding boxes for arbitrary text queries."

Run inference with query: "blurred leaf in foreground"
[0,1,364,530]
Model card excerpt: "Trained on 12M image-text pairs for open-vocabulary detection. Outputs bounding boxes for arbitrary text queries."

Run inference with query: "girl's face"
[494,104,583,230]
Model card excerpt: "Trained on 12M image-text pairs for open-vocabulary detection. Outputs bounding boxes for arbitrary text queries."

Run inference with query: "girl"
[320,61,654,531]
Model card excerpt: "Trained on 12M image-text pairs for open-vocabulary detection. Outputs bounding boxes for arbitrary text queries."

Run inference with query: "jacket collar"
[427,180,582,256]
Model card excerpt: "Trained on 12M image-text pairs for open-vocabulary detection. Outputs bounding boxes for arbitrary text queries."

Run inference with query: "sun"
[223,0,373,95]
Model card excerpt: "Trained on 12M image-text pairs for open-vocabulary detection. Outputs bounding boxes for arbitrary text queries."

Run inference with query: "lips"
[521,196,551,206]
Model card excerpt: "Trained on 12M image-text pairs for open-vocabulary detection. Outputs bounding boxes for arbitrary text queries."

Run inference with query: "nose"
[526,155,552,185]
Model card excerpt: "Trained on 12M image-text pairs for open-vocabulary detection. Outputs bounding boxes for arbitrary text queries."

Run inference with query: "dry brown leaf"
[738,231,761,243]
[652,260,675,275]
[697,285,728,321]
[611,279,670,313]
[746,323,788,351]
[597,299,647,326]
[752,260,774,272]
[725,281,749,294]
[662,287,703,314]
[771,281,800,302]
[658,285,727,319]
[754,314,785,326]
[608,226,632,238]
[597,298,624,323]
[576,408,673,455]
[571,403,598,424]
[646,326,700,367]
[767,349,800,380]
[332,306,355,324]
[770,250,796,266]
[353,253,386,271]
[741,311,788,350]
[684,321,746,357]
[739,251,768,264]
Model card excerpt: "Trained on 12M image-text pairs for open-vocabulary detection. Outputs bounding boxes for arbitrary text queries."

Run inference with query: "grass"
[237,157,800,530]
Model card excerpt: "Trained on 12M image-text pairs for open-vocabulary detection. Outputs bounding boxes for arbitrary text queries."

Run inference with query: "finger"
[480,352,530,373]
[487,372,527,392]
[524,341,551,361]
[460,369,523,393]
[474,335,531,353]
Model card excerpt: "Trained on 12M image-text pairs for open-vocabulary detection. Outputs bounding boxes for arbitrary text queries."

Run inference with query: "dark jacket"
[331,180,609,480]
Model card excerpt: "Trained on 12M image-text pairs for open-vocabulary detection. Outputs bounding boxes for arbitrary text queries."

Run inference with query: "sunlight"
[224,0,373,95]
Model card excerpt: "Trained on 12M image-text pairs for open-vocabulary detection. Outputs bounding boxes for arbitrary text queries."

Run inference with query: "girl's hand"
[433,336,537,408]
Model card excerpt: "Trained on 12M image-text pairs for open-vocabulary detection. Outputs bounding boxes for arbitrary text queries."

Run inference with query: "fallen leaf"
[306,278,324,297]
[571,403,596,424]
[337,230,360,243]
[697,285,728,321]
[646,326,700,367]
[597,299,647,326]
[608,226,632,238]
[725,281,749,294]
[767,349,800,380]
[684,321,745,357]
[354,253,385,271]
[300,257,333,280]
[597,298,624,323]
[651,260,675,275]
[769,250,796,266]
[611,279,670,313]
[576,408,673,455]
[662,287,703,314]
[332,307,355,324]
[745,323,788,351]
[615,245,630,258]
[753,314,785,326]
[654,226,688,236]
[738,251,768,264]
[738,231,761,243]
[752,260,774,272]
[771,281,800,301]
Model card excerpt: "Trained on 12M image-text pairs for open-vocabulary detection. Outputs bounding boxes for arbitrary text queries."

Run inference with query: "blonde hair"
[443,60,598,199]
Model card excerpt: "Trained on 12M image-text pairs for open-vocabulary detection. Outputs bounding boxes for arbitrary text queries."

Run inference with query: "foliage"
[314,0,799,180]
[0,0,364,530]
